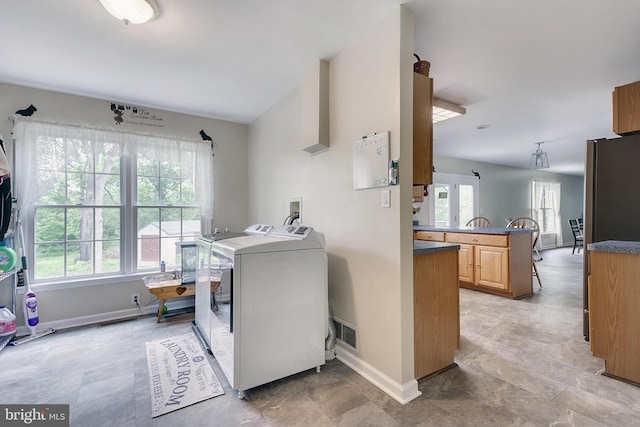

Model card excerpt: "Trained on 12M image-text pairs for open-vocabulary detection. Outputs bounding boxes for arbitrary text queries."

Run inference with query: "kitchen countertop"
[413,240,460,256]
[587,240,640,254]
[414,225,534,235]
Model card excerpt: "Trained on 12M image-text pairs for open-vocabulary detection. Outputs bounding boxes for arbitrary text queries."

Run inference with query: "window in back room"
[530,179,562,249]
[12,120,214,285]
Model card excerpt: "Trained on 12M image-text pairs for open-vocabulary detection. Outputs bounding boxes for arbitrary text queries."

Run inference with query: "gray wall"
[426,155,584,245]
[0,82,250,326]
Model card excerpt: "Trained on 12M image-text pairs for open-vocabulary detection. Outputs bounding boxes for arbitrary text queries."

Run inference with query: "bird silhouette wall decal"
[199,130,212,141]
[15,104,37,116]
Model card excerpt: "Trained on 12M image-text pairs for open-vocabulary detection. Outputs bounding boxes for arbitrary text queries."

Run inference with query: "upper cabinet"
[413,71,433,186]
[613,80,640,135]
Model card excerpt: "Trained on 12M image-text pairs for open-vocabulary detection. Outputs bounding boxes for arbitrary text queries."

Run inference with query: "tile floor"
[2,247,640,426]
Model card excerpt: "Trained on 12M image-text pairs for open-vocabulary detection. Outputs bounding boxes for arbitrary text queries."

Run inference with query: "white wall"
[414,155,584,244]
[0,83,250,324]
[248,6,418,400]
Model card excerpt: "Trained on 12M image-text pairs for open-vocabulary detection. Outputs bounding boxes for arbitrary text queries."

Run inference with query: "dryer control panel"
[271,224,313,239]
[243,224,274,235]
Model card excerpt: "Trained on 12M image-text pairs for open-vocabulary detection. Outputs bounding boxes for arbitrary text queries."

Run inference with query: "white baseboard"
[15,304,159,337]
[335,344,421,405]
[13,298,199,337]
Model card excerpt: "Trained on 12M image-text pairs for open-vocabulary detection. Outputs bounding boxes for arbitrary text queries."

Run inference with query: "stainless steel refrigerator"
[584,134,640,340]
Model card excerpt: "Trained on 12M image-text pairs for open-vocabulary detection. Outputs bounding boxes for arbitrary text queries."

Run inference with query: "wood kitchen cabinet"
[415,229,533,299]
[414,230,444,242]
[613,80,640,135]
[413,72,433,186]
[413,245,459,379]
[446,232,531,298]
[474,245,509,290]
[450,243,509,291]
[457,244,474,283]
[588,243,640,385]
[445,233,511,292]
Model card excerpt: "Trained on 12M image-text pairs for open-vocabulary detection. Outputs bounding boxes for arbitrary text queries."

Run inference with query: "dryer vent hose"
[325,309,336,351]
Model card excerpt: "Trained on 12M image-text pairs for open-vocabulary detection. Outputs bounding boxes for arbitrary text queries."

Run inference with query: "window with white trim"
[530,179,563,248]
[12,120,214,284]
[426,172,479,227]
[530,180,560,234]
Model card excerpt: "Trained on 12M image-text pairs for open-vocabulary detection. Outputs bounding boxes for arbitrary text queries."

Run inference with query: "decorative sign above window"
[109,103,165,128]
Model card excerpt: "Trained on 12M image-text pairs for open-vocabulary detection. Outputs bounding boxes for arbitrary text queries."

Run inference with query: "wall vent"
[332,317,358,352]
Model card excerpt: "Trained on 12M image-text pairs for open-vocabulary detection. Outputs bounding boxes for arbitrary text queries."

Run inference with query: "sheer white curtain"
[120,132,215,230]
[11,118,214,231]
[551,181,563,246]
[530,180,562,247]
[12,119,57,216]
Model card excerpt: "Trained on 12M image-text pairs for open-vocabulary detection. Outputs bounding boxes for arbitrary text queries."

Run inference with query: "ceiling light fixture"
[432,98,466,124]
[530,142,550,169]
[98,0,159,25]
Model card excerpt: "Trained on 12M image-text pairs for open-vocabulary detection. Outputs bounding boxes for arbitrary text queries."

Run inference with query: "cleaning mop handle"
[17,218,27,271]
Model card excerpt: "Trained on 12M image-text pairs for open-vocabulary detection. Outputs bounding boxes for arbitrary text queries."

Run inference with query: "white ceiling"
[2,0,640,176]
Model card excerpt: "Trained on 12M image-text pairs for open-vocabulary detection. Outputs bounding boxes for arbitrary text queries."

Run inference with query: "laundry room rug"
[145,332,224,418]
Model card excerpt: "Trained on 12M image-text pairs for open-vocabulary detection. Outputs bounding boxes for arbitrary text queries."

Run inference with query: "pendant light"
[98,0,159,25]
[530,142,550,169]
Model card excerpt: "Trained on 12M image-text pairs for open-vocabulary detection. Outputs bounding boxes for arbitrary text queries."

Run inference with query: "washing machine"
[198,224,273,303]
[194,224,272,352]
[196,224,328,398]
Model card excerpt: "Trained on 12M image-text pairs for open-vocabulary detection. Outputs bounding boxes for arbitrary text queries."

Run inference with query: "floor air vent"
[332,317,358,352]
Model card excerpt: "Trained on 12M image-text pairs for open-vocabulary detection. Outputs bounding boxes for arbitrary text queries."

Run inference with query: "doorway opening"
[425,173,479,227]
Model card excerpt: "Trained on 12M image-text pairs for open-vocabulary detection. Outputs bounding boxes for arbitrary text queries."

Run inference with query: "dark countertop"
[413,240,460,256]
[414,225,534,235]
[587,240,640,255]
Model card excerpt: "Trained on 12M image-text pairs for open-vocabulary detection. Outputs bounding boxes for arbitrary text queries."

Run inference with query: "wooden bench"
[145,279,221,323]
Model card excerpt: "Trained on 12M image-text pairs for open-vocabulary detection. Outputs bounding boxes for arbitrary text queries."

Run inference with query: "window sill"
[28,272,156,292]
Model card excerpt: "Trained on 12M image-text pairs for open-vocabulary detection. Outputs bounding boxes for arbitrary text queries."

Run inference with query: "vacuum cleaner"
[9,218,55,346]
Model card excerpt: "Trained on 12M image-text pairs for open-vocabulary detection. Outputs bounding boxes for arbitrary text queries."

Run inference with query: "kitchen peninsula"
[413,240,460,379]
[414,225,534,299]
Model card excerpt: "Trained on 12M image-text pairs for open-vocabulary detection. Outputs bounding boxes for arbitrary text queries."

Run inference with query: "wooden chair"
[506,216,542,288]
[465,216,492,227]
[569,219,584,255]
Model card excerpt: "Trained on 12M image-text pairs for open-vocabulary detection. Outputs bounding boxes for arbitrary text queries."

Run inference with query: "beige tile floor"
[2,247,640,426]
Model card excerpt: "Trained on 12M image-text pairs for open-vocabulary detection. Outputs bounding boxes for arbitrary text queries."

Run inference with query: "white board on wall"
[353,131,389,190]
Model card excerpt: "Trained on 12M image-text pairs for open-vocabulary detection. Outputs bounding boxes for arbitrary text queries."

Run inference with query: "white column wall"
[248,6,418,400]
